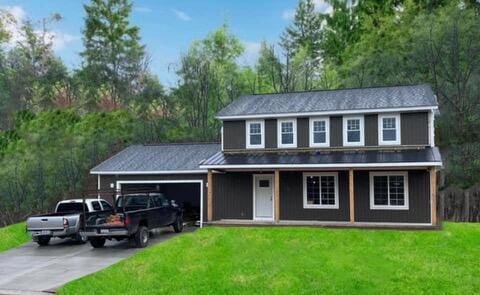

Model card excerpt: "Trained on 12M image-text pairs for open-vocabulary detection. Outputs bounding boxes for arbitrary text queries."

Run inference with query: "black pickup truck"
[84,193,183,248]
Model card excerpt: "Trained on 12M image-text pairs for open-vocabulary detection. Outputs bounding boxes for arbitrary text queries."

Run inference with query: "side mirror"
[170,200,178,207]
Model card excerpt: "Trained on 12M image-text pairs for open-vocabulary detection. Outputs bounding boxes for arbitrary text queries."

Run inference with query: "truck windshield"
[56,203,89,213]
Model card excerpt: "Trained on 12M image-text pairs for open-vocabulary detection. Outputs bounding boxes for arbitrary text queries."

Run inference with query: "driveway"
[0,227,195,295]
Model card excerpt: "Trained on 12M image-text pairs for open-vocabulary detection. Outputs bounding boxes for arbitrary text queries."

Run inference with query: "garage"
[90,143,220,227]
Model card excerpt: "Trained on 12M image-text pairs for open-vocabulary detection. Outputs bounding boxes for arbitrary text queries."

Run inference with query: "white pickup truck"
[26,199,113,246]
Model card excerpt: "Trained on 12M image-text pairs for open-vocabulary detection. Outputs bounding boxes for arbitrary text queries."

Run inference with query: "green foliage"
[59,223,480,294]
[0,222,29,250]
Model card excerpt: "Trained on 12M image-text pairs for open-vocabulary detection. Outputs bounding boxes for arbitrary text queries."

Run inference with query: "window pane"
[383,129,396,141]
[281,122,293,133]
[320,176,335,205]
[314,132,326,143]
[348,130,360,142]
[347,119,360,131]
[259,180,270,188]
[282,133,293,144]
[313,121,325,132]
[250,134,261,145]
[389,175,405,206]
[250,123,261,134]
[373,176,388,205]
[383,118,396,129]
[306,176,320,205]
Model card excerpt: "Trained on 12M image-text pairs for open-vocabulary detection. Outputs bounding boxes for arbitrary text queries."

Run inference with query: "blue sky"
[1,0,331,86]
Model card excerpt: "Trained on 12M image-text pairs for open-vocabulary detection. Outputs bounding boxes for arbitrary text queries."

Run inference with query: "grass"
[59,223,480,295]
[0,222,30,252]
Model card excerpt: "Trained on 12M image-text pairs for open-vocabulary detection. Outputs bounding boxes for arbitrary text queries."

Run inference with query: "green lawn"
[59,223,480,295]
[0,222,30,252]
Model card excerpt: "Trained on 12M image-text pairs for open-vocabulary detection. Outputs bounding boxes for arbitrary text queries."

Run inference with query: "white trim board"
[200,162,443,169]
[115,179,204,228]
[217,106,438,120]
[91,170,208,175]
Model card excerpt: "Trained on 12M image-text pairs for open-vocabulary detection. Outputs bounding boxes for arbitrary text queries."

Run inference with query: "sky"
[1,0,332,87]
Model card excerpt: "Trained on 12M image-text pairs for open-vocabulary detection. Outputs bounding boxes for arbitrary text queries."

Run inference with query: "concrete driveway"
[0,227,195,295]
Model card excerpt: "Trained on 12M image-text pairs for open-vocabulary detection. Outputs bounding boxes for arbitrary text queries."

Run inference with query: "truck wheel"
[134,226,149,248]
[173,215,184,233]
[37,236,51,246]
[74,233,87,244]
[90,238,106,248]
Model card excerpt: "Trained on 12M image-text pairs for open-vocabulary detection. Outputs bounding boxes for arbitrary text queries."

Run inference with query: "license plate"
[40,230,51,235]
[100,229,109,234]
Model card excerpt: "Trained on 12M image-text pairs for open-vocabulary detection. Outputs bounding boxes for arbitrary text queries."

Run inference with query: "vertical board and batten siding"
[279,171,350,221]
[353,170,431,223]
[265,119,277,149]
[222,112,430,151]
[213,172,253,220]
[98,174,208,222]
[401,112,429,145]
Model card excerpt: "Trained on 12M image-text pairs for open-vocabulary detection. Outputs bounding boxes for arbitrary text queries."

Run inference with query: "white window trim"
[303,172,339,209]
[369,171,409,210]
[378,113,401,145]
[343,115,365,146]
[309,117,330,147]
[246,120,265,149]
[277,118,297,148]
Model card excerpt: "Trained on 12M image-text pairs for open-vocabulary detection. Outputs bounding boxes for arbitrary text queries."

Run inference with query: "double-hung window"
[309,117,330,147]
[378,114,401,145]
[246,120,264,149]
[303,172,339,209]
[277,119,297,148]
[343,116,364,146]
[369,172,409,210]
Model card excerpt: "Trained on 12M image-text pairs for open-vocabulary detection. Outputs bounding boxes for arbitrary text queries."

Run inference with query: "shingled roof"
[217,84,438,118]
[90,143,220,174]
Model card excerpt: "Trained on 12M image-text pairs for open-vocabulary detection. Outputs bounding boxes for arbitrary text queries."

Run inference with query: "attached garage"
[90,143,220,227]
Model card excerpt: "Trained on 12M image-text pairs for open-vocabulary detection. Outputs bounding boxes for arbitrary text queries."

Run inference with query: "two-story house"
[91,84,442,228]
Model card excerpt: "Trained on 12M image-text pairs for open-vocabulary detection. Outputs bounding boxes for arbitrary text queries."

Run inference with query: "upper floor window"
[369,171,409,210]
[378,114,401,145]
[309,117,330,147]
[246,120,264,149]
[303,172,339,209]
[277,118,297,148]
[343,116,364,146]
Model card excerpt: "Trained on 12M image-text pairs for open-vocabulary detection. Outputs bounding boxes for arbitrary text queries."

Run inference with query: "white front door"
[254,175,274,220]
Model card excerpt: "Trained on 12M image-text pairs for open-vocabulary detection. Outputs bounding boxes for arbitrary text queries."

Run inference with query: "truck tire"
[173,215,184,233]
[134,226,149,248]
[37,236,51,246]
[74,233,87,244]
[90,238,106,248]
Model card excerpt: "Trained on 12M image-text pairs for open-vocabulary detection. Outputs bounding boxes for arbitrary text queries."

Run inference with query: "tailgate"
[27,216,65,231]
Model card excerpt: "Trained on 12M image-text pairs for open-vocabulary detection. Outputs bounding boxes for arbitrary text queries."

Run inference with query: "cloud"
[171,9,191,21]
[282,0,333,20]
[0,5,79,52]
[238,41,261,66]
[134,6,152,13]
[282,9,295,21]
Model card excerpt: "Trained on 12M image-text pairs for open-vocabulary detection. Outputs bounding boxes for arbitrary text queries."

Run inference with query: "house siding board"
[213,172,253,220]
[365,114,378,146]
[223,120,246,150]
[265,119,277,149]
[401,112,429,145]
[330,116,343,147]
[99,174,208,222]
[297,118,309,148]
[279,171,350,221]
[353,170,431,223]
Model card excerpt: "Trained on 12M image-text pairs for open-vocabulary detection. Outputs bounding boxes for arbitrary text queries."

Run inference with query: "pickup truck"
[26,199,113,246]
[84,193,183,248]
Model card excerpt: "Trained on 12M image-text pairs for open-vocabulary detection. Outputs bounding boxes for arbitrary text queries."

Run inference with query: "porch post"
[207,169,213,222]
[349,168,355,224]
[274,170,280,223]
[430,167,438,226]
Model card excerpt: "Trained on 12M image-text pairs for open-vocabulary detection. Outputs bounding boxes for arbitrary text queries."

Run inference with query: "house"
[91,84,442,228]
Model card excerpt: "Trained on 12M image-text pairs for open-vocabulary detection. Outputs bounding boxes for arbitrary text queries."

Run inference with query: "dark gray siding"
[213,172,253,220]
[265,119,277,149]
[354,170,431,223]
[330,116,343,147]
[99,174,208,222]
[401,112,429,145]
[279,171,350,221]
[297,118,309,148]
[365,114,378,146]
[223,120,245,150]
